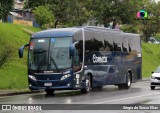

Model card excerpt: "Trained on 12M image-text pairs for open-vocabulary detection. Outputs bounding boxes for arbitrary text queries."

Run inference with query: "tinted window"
[50,37,72,70]
[29,37,72,71]
[122,36,128,52]
[134,36,141,52]
[29,38,49,70]
[73,31,84,72]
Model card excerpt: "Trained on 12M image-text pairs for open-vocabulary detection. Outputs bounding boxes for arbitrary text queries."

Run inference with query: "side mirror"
[19,44,29,58]
[151,71,154,74]
[69,41,79,57]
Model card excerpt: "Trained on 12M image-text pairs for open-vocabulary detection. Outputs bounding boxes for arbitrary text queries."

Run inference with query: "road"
[0,80,160,113]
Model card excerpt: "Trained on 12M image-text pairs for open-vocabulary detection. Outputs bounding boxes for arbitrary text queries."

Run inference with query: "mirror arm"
[24,44,29,47]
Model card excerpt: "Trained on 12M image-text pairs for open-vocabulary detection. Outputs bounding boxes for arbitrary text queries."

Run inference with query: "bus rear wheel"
[124,72,131,89]
[118,84,124,89]
[118,73,131,89]
[81,76,91,94]
[45,89,55,95]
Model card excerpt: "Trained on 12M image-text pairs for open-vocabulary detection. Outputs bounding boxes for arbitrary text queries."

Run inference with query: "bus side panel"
[84,51,128,87]
[83,29,142,87]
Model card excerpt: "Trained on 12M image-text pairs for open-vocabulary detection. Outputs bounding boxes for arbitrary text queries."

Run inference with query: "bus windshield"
[29,37,72,72]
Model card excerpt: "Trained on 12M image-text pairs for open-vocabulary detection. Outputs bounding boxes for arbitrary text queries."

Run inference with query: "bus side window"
[122,43,128,52]
[104,40,114,51]
[113,41,122,52]
[122,37,128,52]
[109,67,115,73]
[73,41,83,72]
[74,49,79,66]
[128,37,136,52]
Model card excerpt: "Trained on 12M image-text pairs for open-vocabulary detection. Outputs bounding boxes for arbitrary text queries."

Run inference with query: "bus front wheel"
[45,89,55,95]
[81,76,91,94]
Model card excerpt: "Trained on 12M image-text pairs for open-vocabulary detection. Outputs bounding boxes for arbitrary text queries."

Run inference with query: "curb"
[0,90,41,97]
[142,78,150,81]
[136,77,150,82]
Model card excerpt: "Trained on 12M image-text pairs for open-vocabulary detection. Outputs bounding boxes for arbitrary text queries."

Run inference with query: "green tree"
[25,0,91,27]
[33,6,55,29]
[139,1,160,41]
[24,0,52,9]
[64,0,91,26]
[0,0,14,21]
[25,0,160,40]
[48,0,91,26]
[88,0,144,28]
[86,0,113,27]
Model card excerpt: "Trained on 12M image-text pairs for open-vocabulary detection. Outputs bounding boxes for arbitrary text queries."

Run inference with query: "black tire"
[118,84,124,89]
[97,86,103,89]
[45,89,55,95]
[81,76,91,94]
[124,72,132,89]
[150,86,155,90]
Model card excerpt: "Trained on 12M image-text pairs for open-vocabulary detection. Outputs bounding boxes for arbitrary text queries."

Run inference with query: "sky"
[155,0,160,3]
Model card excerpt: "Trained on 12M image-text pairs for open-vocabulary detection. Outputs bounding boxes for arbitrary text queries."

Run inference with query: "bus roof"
[32,27,81,38]
[31,26,138,38]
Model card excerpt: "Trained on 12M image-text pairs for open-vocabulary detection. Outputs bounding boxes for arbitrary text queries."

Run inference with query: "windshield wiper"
[49,56,59,72]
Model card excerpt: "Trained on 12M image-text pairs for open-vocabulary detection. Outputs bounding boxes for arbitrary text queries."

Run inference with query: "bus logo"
[92,54,107,63]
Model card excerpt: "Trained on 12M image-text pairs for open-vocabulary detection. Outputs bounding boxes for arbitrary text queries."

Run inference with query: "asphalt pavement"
[0,78,150,97]
[2,77,159,113]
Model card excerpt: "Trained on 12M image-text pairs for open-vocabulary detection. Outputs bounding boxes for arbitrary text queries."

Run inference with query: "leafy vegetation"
[33,6,55,29]
[142,43,160,77]
[24,0,160,42]
[139,1,160,41]
[0,23,40,89]
[0,0,14,21]
[0,0,159,40]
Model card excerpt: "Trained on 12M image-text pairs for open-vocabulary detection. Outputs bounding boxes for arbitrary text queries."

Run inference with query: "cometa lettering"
[92,54,107,63]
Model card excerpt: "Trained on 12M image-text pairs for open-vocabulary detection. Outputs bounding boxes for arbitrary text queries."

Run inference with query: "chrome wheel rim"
[128,75,131,86]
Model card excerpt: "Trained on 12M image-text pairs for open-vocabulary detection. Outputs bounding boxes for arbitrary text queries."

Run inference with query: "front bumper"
[150,78,160,86]
[29,79,75,90]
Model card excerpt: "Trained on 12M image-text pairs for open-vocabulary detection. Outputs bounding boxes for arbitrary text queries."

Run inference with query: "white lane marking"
[94,93,160,104]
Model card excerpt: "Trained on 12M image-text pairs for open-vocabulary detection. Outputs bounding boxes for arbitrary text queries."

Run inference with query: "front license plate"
[44,83,52,86]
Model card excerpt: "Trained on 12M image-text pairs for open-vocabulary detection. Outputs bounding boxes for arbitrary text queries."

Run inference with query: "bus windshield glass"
[29,37,72,72]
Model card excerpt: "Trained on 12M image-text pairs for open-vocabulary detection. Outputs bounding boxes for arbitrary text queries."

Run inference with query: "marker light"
[29,75,37,81]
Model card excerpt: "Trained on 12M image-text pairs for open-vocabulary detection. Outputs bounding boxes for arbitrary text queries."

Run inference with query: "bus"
[19,26,142,95]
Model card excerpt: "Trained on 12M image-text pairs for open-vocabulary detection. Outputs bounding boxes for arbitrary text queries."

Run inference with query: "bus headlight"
[61,74,71,80]
[29,75,37,81]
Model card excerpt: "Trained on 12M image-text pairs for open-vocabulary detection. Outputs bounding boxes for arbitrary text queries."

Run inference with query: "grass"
[0,23,160,90]
[0,23,40,90]
[155,33,160,41]
[142,43,160,77]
